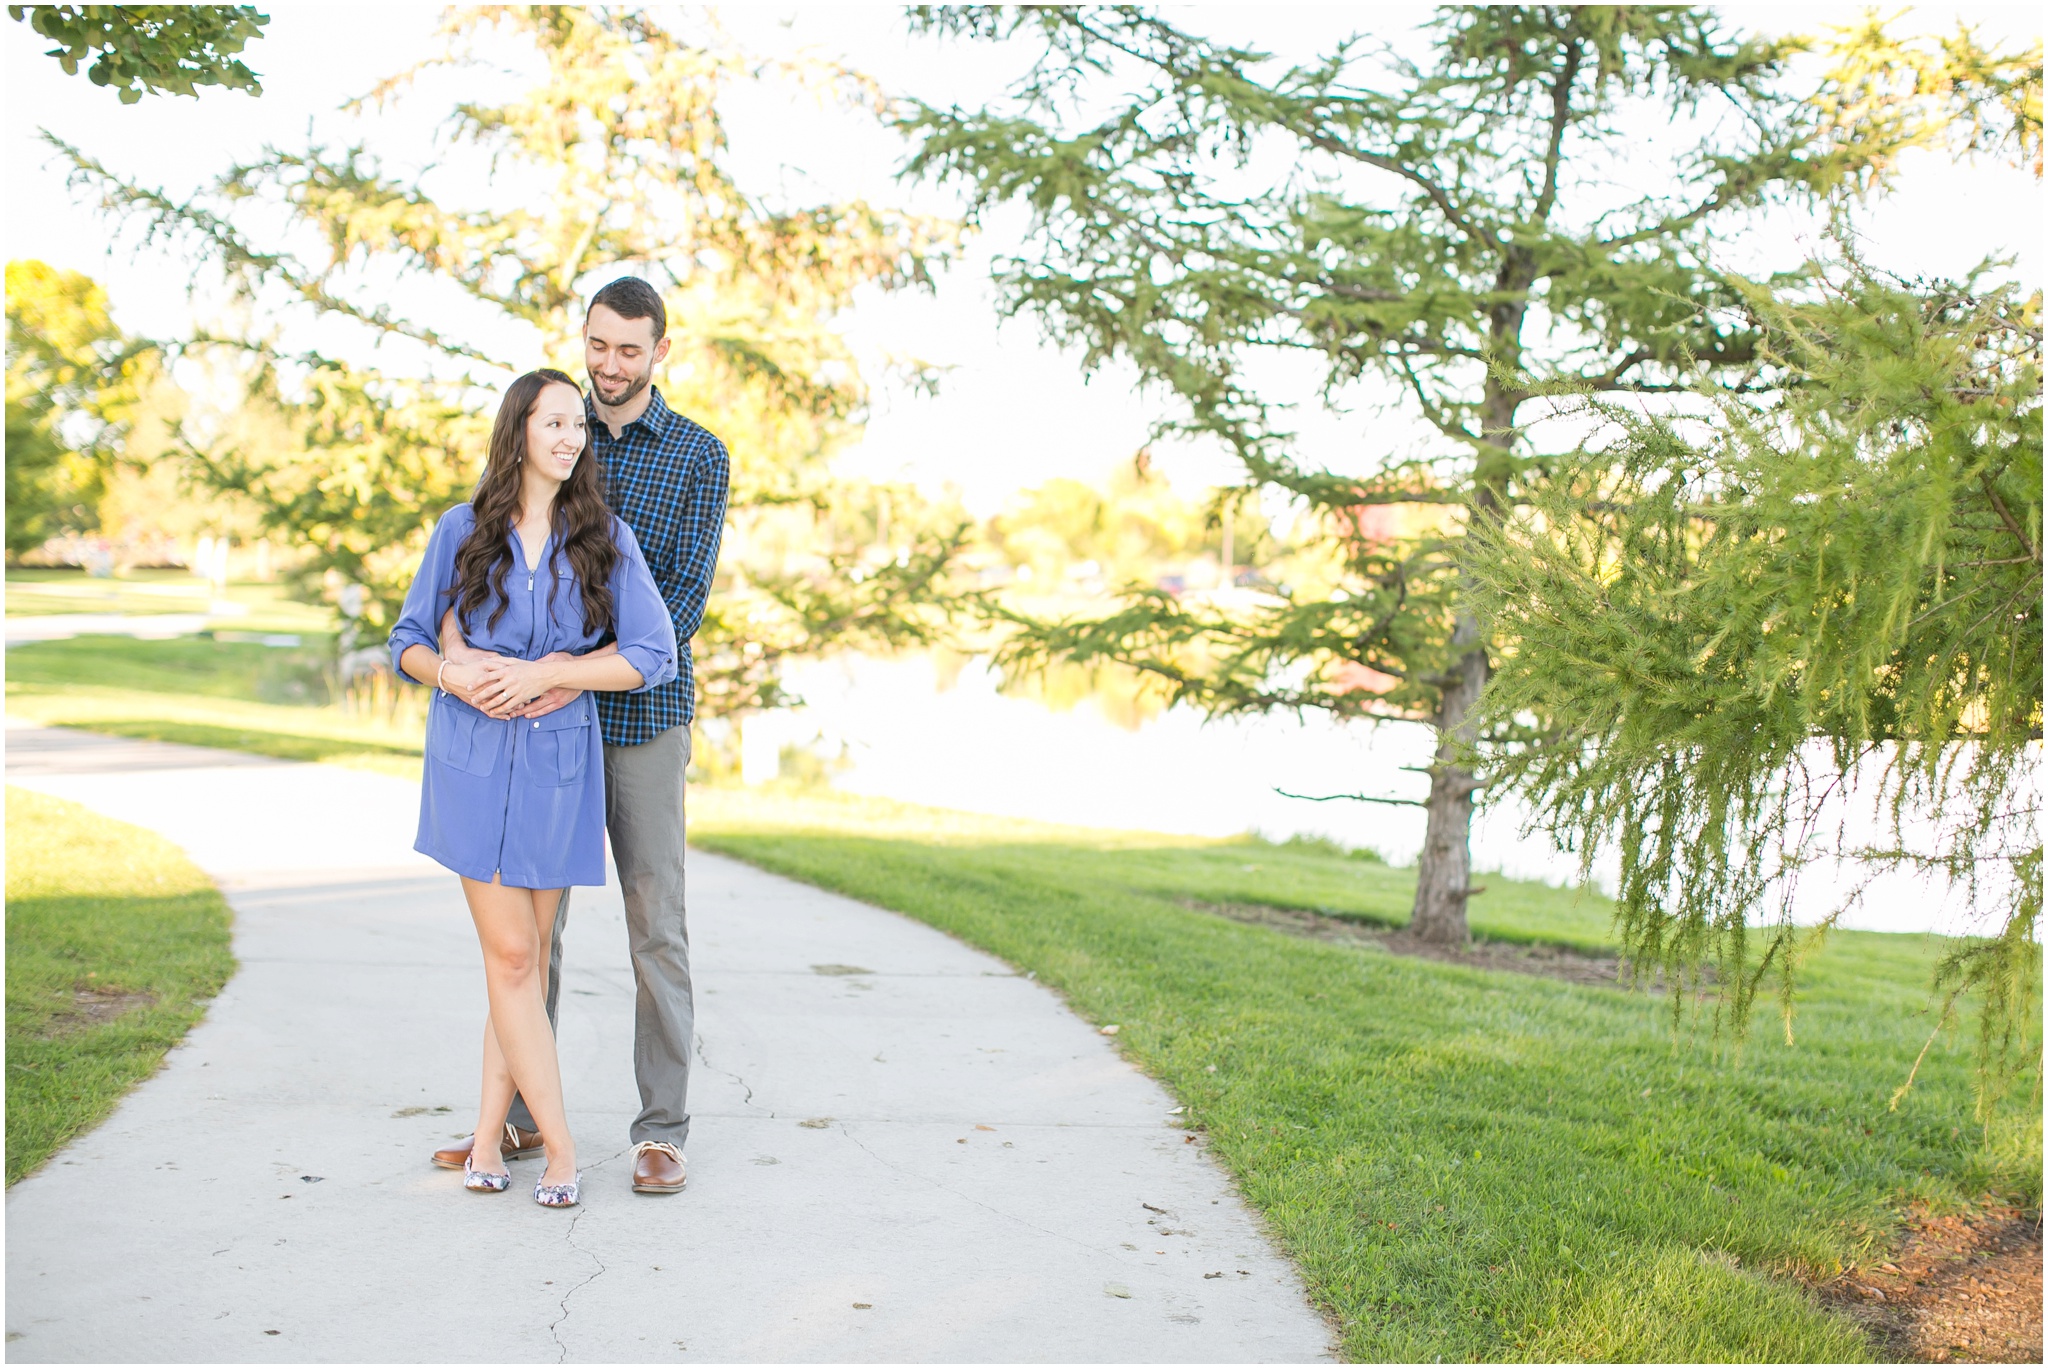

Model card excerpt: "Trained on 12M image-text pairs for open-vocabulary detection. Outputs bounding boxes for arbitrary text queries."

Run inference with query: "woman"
[389,368,677,1209]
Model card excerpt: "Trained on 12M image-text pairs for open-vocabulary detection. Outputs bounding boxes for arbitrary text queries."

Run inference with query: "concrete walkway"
[4,722,1333,1363]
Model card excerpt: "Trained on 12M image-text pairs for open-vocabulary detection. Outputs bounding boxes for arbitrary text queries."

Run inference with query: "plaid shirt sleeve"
[591,390,730,745]
[668,432,728,646]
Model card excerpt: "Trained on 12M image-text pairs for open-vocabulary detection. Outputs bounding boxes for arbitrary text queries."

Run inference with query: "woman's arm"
[398,641,502,707]
[464,518,678,714]
[390,508,505,713]
[467,649,642,714]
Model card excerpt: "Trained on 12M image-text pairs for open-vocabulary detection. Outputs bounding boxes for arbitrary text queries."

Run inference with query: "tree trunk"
[1408,353,1519,945]
[1409,606,1488,944]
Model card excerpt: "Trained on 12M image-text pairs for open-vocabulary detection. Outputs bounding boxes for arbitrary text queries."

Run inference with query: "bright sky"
[5,3,2042,515]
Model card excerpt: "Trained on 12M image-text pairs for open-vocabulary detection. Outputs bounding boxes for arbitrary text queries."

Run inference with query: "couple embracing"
[387,277,728,1209]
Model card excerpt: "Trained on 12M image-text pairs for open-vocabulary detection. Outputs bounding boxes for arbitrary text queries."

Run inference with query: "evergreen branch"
[1296,126,1496,247]
[1530,38,1583,226]
[47,134,503,366]
[1274,787,1426,808]
[1980,471,2041,563]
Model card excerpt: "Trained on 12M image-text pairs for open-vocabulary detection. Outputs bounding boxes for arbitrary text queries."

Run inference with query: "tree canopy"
[1464,17,2041,1107]
[56,5,968,720]
[4,260,151,557]
[899,5,1911,941]
[9,5,267,101]
[1475,261,2039,1080]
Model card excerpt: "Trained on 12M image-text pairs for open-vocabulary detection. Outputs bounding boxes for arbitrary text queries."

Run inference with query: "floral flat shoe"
[463,1156,512,1193]
[534,1173,581,1208]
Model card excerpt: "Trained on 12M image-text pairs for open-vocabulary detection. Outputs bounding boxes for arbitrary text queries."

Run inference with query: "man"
[429,276,729,1195]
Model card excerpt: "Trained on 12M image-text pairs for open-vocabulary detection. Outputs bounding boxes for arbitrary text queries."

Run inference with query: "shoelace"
[633,1141,683,1163]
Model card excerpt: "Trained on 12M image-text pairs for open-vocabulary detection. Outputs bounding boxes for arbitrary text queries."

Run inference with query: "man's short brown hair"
[587,277,667,340]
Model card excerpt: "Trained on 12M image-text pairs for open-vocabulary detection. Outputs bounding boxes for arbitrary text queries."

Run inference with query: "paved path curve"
[4,722,1332,1363]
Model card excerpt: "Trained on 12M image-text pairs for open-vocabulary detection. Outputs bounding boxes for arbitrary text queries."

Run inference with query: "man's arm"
[438,607,486,664]
[665,433,732,642]
[442,604,618,720]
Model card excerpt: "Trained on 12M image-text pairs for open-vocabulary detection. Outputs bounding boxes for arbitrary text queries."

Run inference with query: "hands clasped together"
[442,644,614,720]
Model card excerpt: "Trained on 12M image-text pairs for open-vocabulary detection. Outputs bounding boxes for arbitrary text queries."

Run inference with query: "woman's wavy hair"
[451,368,617,637]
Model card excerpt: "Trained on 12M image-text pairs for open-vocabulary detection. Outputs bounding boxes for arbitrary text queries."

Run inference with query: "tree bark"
[1409,607,1488,943]
[1407,343,1521,945]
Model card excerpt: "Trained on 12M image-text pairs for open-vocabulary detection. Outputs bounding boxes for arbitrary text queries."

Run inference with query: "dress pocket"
[426,697,501,777]
[525,704,592,787]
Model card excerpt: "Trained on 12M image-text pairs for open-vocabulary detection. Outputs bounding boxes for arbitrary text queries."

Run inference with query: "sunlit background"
[6,4,2041,930]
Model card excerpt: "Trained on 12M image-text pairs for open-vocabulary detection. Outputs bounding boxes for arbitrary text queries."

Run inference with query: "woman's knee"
[481,935,542,982]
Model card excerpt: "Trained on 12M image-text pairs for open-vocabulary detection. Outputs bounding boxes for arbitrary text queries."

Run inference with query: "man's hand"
[511,651,584,720]
[469,657,559,715]
[509,641,618,718]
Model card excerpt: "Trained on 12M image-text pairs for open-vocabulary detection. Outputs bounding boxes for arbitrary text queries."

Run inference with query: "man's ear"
[652,335,672,368]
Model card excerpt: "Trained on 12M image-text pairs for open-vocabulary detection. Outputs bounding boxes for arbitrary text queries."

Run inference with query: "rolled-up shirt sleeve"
[610,516,678,694]
[388,505,472,678]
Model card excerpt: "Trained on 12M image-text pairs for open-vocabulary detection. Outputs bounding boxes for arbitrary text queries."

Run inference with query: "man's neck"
[592,384,655,439]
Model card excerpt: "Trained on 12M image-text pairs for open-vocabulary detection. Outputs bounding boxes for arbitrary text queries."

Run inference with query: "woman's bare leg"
[469,1016,516,1174]
[461,875,577,1186]
[475,885,563,1169]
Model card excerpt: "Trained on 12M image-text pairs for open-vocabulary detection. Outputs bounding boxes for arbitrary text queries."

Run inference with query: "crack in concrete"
[693,1032,764,1113]
[834,1122,1108,1258]
[546,1145,627,1363]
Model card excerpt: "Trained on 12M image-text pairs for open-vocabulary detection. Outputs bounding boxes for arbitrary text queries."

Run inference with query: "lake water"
[744,653,2009,938]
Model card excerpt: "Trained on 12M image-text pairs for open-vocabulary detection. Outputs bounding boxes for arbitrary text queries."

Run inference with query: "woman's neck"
[516,467,562,529]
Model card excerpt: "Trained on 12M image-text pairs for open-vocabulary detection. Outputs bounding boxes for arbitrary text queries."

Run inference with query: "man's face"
[584,303,670,409]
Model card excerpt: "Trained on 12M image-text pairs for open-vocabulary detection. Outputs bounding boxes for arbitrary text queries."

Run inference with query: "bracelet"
[436,659,451,695]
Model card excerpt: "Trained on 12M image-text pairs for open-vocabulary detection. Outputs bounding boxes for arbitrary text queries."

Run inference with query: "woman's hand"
[509,650,589,719]
[468,656,557,715]
[434,656,518,719]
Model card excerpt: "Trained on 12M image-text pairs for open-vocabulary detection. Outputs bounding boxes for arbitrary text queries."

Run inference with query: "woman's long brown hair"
[451,368,618,638]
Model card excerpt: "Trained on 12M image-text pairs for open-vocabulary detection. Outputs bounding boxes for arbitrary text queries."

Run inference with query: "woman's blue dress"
[388,503,678,889]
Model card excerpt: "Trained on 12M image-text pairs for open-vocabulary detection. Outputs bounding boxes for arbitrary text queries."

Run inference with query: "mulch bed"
[1181,897,1638,988]
[1820,1204,2044,1363]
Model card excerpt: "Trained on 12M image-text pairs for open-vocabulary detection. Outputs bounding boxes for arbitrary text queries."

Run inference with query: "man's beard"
[589,367,651,409]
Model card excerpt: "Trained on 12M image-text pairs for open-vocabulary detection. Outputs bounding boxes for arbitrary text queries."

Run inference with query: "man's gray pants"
[509,724,692,1149]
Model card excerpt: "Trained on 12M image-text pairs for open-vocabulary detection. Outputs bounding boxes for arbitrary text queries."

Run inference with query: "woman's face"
[524,382,587,484]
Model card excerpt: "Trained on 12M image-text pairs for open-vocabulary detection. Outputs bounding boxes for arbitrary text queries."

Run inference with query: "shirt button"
[532,721,540,729]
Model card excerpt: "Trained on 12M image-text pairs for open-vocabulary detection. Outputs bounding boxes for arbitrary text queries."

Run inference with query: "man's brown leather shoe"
[430,1123,545,1171]
[632,1140,686,1194]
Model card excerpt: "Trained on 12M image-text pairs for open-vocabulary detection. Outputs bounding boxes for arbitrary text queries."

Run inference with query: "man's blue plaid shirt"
[587,386,729,746]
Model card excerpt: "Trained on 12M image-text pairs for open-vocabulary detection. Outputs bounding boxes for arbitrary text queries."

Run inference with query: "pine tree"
[1471,257,2040,1110]
[1467,25,2041,1100]
[900,6,1902,941]
[52,6,968,720]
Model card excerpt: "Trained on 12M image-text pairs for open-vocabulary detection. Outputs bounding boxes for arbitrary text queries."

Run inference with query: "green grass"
[7,633,2040,1359]
[6,634,427,778]
[7,631,338,702]
[4,568,338,633]
[5,787,236,1185]
[689,786,2041,1364]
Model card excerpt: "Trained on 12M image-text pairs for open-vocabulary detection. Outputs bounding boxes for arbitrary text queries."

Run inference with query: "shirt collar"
[588,385,674,441]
